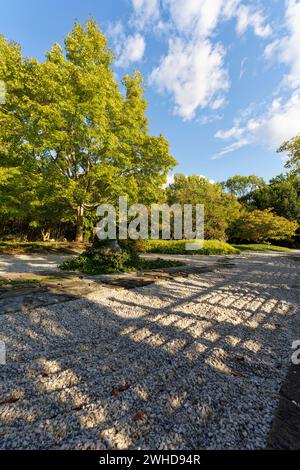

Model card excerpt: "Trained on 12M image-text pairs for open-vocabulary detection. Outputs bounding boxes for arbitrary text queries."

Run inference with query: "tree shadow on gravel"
[0,255,299,450]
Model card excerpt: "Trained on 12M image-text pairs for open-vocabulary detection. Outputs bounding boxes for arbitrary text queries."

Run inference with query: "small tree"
[229,209,298,243]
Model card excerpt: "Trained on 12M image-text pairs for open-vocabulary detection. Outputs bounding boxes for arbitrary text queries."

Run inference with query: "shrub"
[60,243,132,274]
[60,240,183,274]
[229,209,298,243]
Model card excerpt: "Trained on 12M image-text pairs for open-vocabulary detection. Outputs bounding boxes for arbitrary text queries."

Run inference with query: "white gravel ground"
[0,254,74,274]
[0,252,299,449]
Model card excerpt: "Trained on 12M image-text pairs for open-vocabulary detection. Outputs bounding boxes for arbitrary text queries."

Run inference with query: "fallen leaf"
[230,370,244,378]
[5,395,20,404]
[118,383,129,392]
[111,388,120,398]
[132,411,144,421]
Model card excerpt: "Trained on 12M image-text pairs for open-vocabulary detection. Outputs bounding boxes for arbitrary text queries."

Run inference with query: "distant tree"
[278,134,300,175]
[229,209,298,243]
[167,174,241,241]
[222,175,265,198]
[245,173,300,223]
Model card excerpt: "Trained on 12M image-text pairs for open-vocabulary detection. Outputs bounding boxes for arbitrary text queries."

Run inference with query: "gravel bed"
[0,253,299,449]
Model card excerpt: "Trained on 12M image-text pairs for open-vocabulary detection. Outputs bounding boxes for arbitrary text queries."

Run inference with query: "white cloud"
[150,38,229,120]
[212,139,250,159]
[117,34,145,67]
[235,4,272,38]
[147,1,271,120]
[264,0,300,88]
[214,92,300,157]
[211,97,226,110]
[131,0,160,29]
[261,93,300,146]
[166,0,225,38]
[165,0,271,39]
[214,1,300,158]
[113,1,271,118]
[239,57,248,79]
[163,173,215,186]
[108,22,145,67]
[162,173,175,188]
[215,126,244,140]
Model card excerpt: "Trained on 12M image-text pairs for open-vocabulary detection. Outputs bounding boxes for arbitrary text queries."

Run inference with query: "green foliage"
[61,249,131,274]
[60,244,183,274]
[229,209,298,242]
[166,174,241,241]
[222,175,265,198]
[141,239,240,255]
[278,134,300,175]
[0,278,41,287]
[244,173,300,223]
[233,243,291,252]
[0,19,176,241]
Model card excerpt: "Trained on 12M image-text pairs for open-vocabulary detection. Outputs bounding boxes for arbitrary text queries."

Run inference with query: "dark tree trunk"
[75,206,84,242]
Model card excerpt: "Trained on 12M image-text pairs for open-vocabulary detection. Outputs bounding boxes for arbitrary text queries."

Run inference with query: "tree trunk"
[75,206,84,243]
[41,229,51,242]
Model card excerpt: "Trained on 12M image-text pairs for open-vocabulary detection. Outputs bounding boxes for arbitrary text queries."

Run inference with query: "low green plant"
[60,241,183,275]
[141,239,240,255]
[0,278,42,287]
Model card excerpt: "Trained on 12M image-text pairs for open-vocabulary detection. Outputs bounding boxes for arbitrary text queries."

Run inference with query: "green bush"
[60,247,132,274]
[229,209,298,242]
[141,239,240,255]
[60,240,183,274]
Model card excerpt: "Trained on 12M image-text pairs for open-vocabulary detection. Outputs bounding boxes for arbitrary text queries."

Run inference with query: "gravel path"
[0,254,73,275]
[0,253,299,449]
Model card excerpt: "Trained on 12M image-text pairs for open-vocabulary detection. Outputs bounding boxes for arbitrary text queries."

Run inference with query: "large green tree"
[167,174,241,241]
[0,19,176,241]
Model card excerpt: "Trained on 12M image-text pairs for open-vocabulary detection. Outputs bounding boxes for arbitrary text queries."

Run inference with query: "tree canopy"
[222,175,265,198]
[0,19,176,241]
[167,174,241,241]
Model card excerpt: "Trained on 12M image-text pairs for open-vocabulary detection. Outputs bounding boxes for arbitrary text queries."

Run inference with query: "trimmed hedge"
[139,239,240,255]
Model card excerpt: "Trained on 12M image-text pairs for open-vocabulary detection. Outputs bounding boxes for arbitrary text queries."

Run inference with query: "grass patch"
[0,278,42,287]
[141,239,240,255]
[0,275,71,287]
[137,258,184,271]
[0,241,86,255]
[233,243,292,253]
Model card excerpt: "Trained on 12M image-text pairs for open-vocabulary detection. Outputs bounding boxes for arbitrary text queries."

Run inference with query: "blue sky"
[1,0,299,183]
